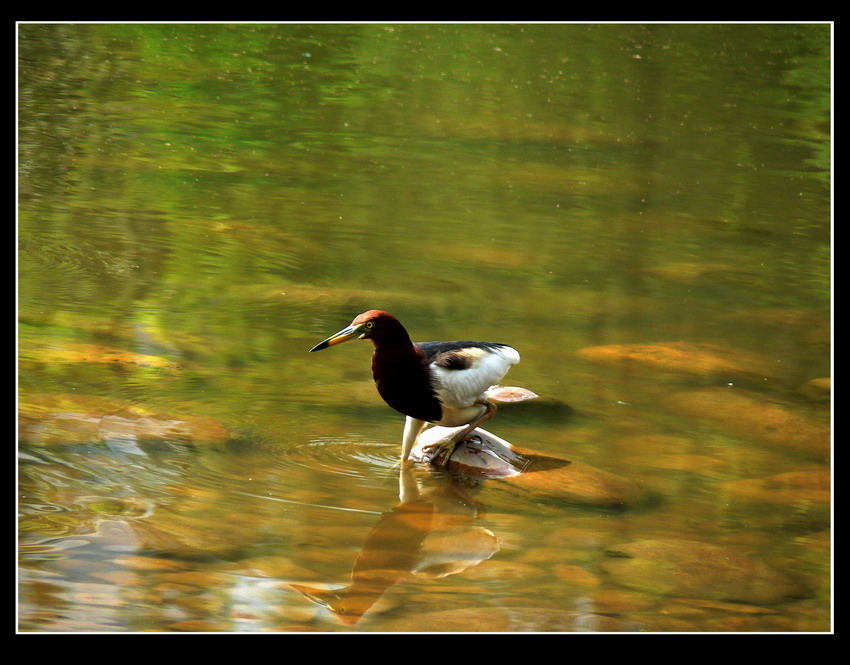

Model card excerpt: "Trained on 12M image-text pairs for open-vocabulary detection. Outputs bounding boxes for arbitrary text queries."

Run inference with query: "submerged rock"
[23,341,180,371]
[576,341,779,382]
[96,503,268,558]
[600,538,809,605]
[667,388,830,460]
[798,378,831,402]
[379,606,631,632]
[412,427,647,509]
[719,469,830,507]
[643,261,758,285]
[19,393,232,445]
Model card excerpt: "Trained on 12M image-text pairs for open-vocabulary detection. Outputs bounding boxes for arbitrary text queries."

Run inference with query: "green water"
[18,23,831,632]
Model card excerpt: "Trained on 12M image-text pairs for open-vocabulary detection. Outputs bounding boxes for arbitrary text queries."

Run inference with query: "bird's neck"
[370,335,418,360]
[369,330,423,380]
[370,335,441,422]
[369,321,416,355]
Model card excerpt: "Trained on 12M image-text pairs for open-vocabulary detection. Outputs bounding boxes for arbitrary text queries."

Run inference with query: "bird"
[309,310,520,466]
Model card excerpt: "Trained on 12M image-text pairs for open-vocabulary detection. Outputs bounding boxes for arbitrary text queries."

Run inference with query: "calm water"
[18,23,831,632]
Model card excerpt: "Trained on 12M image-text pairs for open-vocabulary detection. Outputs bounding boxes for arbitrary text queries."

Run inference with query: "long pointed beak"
[309,323,364,352]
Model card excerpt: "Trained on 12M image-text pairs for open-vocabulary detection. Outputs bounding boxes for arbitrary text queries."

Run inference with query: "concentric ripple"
[280,435,401,481]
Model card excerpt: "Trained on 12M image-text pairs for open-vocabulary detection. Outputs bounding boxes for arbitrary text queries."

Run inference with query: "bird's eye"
[365,321,374,329]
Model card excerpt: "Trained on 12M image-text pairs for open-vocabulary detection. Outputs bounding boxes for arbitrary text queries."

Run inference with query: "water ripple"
[280,435,400,481]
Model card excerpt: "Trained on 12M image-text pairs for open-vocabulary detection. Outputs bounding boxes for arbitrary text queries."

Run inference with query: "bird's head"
[309,310,407,352]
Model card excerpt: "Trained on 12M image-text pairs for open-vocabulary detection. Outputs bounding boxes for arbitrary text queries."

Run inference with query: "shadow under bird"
[309,310,520,466]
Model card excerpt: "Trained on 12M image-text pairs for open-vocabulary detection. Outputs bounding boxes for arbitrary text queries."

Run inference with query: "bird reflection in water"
[290,463,499,625]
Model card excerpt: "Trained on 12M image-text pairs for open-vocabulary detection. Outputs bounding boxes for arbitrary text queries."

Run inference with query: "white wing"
[431,345,520,407]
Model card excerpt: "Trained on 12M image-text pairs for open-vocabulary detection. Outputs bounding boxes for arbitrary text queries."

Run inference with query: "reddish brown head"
[309,310,413,352]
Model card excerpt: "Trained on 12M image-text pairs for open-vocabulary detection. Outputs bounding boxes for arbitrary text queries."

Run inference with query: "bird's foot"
[420,437,459,468]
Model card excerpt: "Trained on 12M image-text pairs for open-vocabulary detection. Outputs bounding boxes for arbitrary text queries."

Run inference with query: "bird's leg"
[400,416,427,463]
[423,401,497,467]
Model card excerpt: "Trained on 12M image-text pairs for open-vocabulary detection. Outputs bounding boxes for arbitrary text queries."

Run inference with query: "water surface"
[18,23,831,632]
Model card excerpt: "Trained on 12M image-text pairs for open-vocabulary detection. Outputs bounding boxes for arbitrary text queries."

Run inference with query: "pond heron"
[309,310,520,466]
